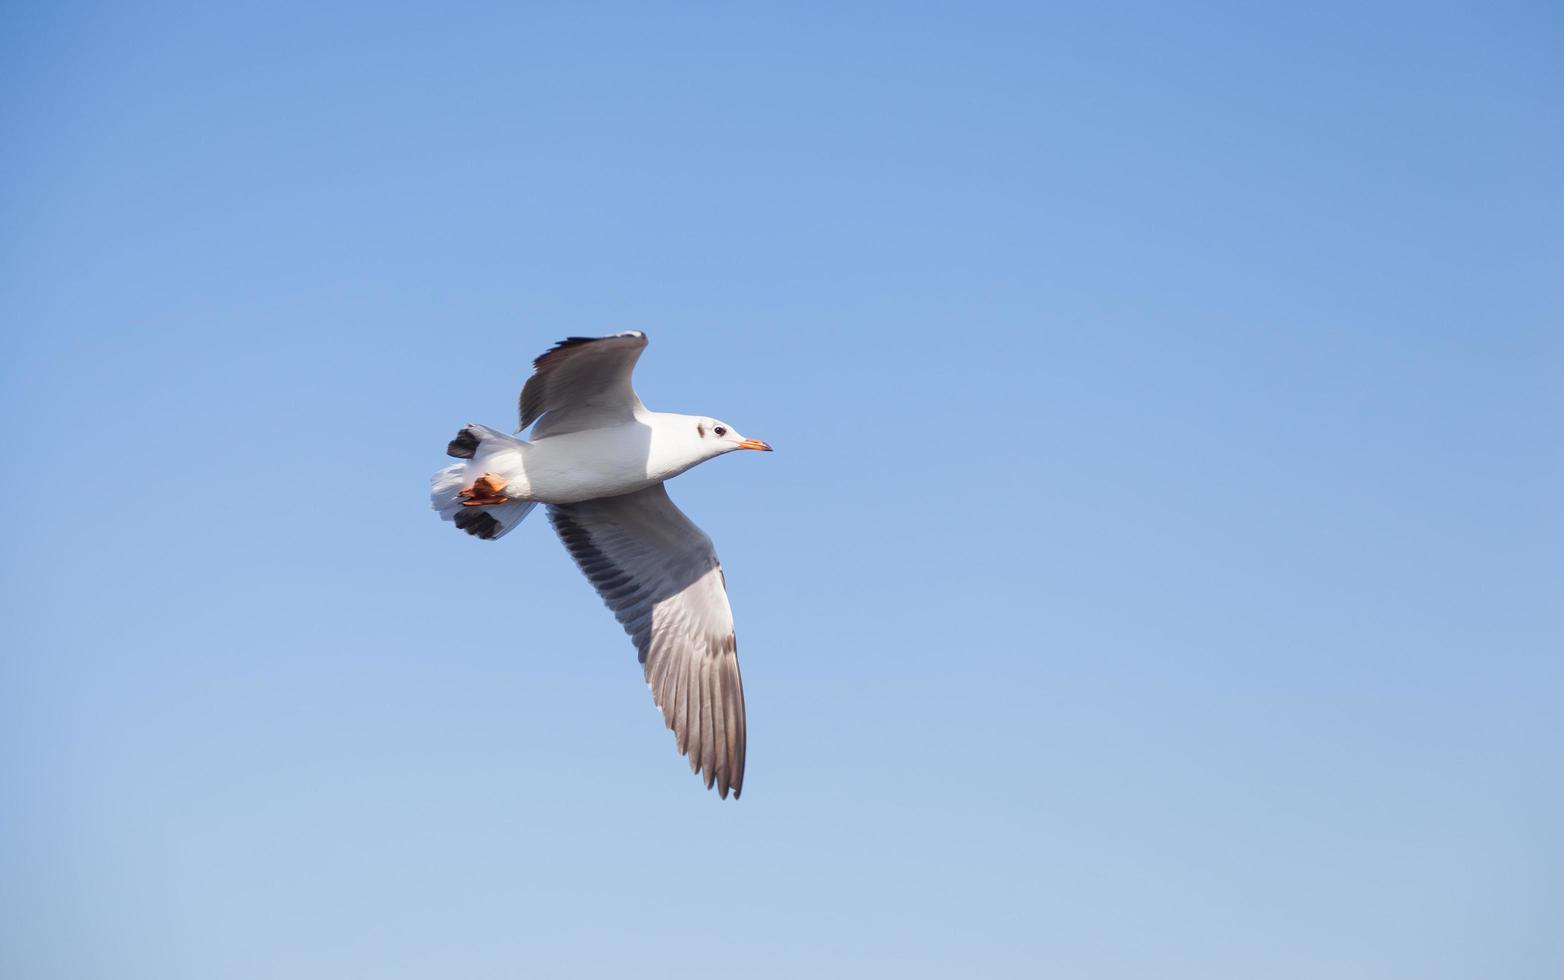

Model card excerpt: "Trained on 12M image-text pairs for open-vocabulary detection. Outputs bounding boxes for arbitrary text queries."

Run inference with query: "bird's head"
[691,416,772,458]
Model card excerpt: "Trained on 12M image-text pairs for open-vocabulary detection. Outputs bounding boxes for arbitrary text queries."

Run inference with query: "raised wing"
[518,331,649,438]
[548,484,746,799]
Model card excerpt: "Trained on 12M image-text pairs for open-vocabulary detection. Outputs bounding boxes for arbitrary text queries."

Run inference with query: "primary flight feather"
[430,332,771,799]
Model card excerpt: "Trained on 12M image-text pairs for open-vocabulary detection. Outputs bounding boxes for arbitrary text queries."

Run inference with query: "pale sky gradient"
[2,3,1561,978]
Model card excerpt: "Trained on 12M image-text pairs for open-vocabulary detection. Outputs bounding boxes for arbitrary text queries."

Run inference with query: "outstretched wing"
[548,484,746,799]
[519,331,649,438]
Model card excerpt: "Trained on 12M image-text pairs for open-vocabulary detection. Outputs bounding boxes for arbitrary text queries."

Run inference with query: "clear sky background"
[2,3,1561,978]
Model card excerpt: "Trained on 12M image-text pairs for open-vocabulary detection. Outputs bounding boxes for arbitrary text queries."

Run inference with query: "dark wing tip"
[453,509,502,540]
[710,764,742,800]
[531,331,648,369]
[446,425,480,459]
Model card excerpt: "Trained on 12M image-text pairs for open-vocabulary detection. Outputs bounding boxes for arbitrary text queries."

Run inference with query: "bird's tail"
[431,423,536,541]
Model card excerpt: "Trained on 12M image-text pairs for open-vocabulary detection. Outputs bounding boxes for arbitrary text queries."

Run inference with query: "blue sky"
[2,2,1560,977]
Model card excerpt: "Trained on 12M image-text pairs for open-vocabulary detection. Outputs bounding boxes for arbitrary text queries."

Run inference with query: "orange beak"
[737,438,773,452]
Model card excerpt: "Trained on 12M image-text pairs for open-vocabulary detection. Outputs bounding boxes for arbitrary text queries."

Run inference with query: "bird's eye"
[714,426,727,437]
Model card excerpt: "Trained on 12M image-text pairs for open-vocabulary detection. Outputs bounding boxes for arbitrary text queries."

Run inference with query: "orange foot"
[458,474,509,507]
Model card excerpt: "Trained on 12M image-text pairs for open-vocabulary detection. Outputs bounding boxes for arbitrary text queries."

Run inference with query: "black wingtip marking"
[531,331,648,368]
[447,426,481,459]
[532,336,601,369]
[453,509,501,540]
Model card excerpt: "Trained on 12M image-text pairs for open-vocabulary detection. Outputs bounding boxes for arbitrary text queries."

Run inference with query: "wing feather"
[548,484,747,799]
[518,332,649,437]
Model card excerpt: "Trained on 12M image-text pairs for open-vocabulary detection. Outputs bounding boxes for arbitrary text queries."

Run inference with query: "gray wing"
[548,484,746,799]
[519,331,649,437]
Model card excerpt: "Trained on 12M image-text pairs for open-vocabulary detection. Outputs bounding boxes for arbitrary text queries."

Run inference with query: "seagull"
[430,331,771,799]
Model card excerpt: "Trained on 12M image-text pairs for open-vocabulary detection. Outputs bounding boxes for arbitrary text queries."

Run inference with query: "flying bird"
[430,331,771,799]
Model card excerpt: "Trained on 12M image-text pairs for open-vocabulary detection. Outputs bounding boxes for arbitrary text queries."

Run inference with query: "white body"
[511,414,714,503]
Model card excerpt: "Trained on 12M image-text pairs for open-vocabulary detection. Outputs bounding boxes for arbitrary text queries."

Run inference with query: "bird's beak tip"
[738,438,773,452]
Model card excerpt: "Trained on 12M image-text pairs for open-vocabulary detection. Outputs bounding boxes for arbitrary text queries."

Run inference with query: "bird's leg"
[458,474,509,507]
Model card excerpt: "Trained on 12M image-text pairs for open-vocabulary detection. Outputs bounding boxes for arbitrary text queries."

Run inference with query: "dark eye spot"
[697,423,705,437]
[714,426,727,437]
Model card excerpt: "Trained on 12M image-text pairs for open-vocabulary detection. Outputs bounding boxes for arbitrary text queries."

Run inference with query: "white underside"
[518,423,689,503]
[431,415,721,536]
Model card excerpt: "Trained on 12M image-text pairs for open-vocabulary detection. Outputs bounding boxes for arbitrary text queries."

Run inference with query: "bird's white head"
[685,415,773,460]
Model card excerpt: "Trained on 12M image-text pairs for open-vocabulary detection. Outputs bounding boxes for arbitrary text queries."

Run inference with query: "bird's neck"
[644,413,714,482]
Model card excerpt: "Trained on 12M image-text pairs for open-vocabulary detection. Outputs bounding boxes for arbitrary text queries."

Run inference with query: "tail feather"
[431,424,536,541]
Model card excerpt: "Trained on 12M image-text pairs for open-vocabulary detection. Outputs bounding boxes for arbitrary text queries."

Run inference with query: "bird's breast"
[521,426,667,503]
